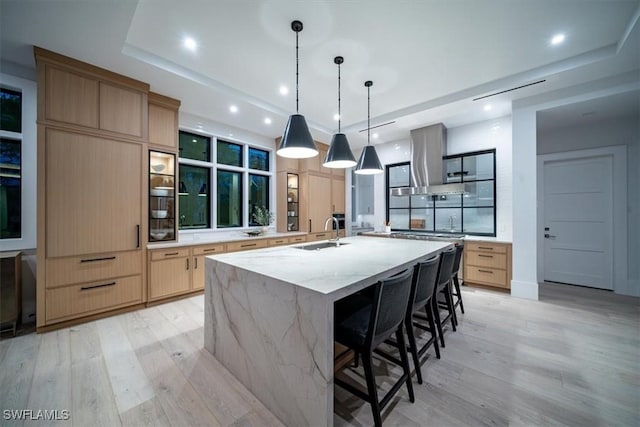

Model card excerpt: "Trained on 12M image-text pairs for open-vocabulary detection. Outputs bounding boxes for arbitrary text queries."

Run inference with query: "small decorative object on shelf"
[286,173,299,231]
[253,205,274,234]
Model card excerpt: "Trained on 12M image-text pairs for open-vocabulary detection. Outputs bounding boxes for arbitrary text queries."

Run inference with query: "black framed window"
[217,170,242,227]
[217,140,243,167]
[0,88,22,133]
[386,149,496,236]
[178,164,211,229]
[0,138,21,238]
[249,174,269,226]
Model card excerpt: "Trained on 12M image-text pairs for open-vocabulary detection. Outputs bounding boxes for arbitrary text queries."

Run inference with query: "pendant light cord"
[295,30,299,114]
[337,62,341,132]
[367,84,371,146]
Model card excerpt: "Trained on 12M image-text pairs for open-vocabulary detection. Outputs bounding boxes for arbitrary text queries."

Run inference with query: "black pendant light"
[355,80,383,175]
[277,20,318,159]
[323,56,356,168]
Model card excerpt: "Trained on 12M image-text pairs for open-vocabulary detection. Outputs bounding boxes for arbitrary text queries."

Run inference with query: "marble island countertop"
[360,231,512,244]
[206,235,452,297]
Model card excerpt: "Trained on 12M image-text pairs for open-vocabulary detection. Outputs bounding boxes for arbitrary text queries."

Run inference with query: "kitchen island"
[204,236,452,426]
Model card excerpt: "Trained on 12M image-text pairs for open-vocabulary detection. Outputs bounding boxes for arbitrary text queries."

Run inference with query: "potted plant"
[252,206,274,234]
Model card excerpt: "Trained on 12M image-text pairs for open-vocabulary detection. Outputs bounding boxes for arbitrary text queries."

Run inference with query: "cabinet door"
[192,255,206,290]
[149,257,191,299]
[45,65,99,128]
[46,129,142,257]
[331,178,345,213]
[148,102,177,148]
[99,82,144,137]
[308,175,332,232]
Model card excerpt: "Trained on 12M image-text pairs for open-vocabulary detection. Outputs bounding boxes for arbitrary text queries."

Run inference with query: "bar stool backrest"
[368,268,414,348]
[436,247,457,291]
[411,255,440,312]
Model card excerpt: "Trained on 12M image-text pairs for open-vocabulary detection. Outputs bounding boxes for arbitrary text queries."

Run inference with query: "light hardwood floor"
[1,283,638,426]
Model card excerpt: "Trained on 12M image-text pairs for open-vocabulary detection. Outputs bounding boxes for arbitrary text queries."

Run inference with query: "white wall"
[361,116,513,239]
[537,117,639,296]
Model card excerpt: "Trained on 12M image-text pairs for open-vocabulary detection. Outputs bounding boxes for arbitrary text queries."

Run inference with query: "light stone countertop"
[147,230,307,249]
[206,235,452,296]
[360,231,512,244]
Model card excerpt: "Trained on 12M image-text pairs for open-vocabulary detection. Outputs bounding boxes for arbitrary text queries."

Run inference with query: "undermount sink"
[295,242,350,251]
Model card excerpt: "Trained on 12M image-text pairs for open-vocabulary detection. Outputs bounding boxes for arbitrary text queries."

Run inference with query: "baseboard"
[615,279,640,297]
[510,280,539,300]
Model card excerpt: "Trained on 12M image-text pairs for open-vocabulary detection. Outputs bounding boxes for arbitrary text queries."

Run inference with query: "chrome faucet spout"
[324,217,340,244]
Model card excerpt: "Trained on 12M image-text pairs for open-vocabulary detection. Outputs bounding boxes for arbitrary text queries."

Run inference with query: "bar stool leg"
[432,298,446,348]
[396,327,415,403]
[362,353,382,427]
[425,304,441,359]
[404,318,423,384]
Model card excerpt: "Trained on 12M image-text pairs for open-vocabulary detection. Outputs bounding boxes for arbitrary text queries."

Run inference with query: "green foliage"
[252,206,274,226]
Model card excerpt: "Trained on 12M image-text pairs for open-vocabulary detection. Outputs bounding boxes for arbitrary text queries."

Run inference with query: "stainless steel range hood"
[390,123,465,196]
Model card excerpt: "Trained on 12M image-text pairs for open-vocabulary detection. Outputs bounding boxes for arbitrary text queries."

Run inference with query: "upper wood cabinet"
[35,47,150,141]
[148,92,180,148]
[45,128,142,258]
[331,178,345,214]
[99,81,145,137]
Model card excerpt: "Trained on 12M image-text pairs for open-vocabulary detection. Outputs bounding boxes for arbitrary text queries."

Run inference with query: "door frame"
[537,145,627,293]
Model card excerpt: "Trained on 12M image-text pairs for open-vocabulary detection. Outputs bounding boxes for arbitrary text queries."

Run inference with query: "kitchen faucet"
[324,217,340,246]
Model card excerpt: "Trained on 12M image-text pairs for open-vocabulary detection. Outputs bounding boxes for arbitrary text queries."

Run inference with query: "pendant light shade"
[277,20,318,159]
[355,80,384,175]
[324,56,356,168]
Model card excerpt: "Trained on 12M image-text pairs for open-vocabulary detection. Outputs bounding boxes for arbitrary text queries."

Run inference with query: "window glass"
[388,164,410,187]
[217,170,242,227]
[463,153,494,181]
[463,207,495,234]
[179,131,210,162]
[463,181,494,207]
[435,208,462,233]
[178,165,210,229]
[249,147,269,171]
[409,209,433,231]
[434,194,462,208]
[217,140,243,167]
[444,157,462,182]
[388,209,409,230]
[389,195,409,209]
[410,195,433,208]
[0,88,21,133]
[249,174,269,226]
[0,138,21,238]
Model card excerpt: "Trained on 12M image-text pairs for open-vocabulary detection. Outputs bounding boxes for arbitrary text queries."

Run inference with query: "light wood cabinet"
[226,239,269,252]
[288,235,307,244]
[45,129,142,258]
[306,174,332,232]
[148,92,180,148]
[44,65,99,127]
[463,241,512,289]
[99,81,145,137]
[332,178,345,214]
[0,252,22,336]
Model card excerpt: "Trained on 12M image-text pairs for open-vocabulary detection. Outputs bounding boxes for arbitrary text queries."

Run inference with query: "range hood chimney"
[390,123,465,196]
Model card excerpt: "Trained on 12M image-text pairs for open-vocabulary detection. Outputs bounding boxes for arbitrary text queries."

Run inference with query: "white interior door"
[543,155,613,289]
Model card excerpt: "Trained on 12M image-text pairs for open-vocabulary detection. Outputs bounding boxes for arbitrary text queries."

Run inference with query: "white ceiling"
[1,0,639,147]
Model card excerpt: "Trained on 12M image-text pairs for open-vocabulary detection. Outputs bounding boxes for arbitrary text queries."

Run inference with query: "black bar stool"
[451,243,465,315]
[434,247,457,347]
[334,269,415,427]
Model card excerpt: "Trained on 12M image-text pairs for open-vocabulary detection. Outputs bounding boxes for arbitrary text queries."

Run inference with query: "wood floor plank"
[119,397,171,427]
[71,356,121,427]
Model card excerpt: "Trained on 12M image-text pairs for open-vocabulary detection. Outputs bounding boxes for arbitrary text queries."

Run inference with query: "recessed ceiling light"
[484,104,492,111]
[279,85,289,95]
[372,133,379,139]
[183,36,198,51]
[192,139,197,142]
[333,113,340,121]
[264,117,272,125]
[229,105,238,113]
[228,133,233,137]
[551,33,565,45]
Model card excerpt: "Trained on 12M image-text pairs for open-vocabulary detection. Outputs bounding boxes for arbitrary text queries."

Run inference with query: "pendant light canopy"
[355,80,384,175]
[324,56,356,168]
[277,20,318,159]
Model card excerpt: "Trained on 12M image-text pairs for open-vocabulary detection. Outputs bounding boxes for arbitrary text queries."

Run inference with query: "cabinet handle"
[136,224,140,248]
[241,243,257,248]
[165,252,179,256]
[81,281,116,291]
[478,254,493,258]
[478,246,494,250]
[309,220,312,233]
[80,256,116,263]
[195,258,198,269]
[186,258,190,270]
[478,269,494,274]
[203,248,218,253]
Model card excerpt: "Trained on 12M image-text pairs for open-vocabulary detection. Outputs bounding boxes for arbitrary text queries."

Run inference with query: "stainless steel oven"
[332,213,345,230]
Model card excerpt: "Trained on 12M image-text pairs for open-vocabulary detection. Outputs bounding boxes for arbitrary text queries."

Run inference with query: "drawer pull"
[195,258,198,269]
[80,256,116,263]
[478,246,494,250]
[203,248,218,253]
[81,281,116,291]
[186,258,190,270]
[478,269,494,274]
[478,254,493,258]
[165,252,179,256]
[241,243,257,248]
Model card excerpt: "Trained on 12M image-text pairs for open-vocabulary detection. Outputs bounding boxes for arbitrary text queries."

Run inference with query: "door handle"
[544,234,556,239]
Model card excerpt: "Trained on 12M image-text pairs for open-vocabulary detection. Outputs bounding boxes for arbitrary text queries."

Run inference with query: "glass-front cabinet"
[149,150,176,242]
[286,173,299,231]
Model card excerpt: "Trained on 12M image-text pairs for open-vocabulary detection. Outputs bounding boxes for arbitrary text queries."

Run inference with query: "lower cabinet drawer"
[309,232,331,241]
[46,250,141,288]
[192,244,225,255]
[150,248,190,261]
[226,239,268,252]
[46,275,142,322]
[288,235,307,243]
[466,251,507,269]
[268,237,289,247]
[465,266,507,287]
